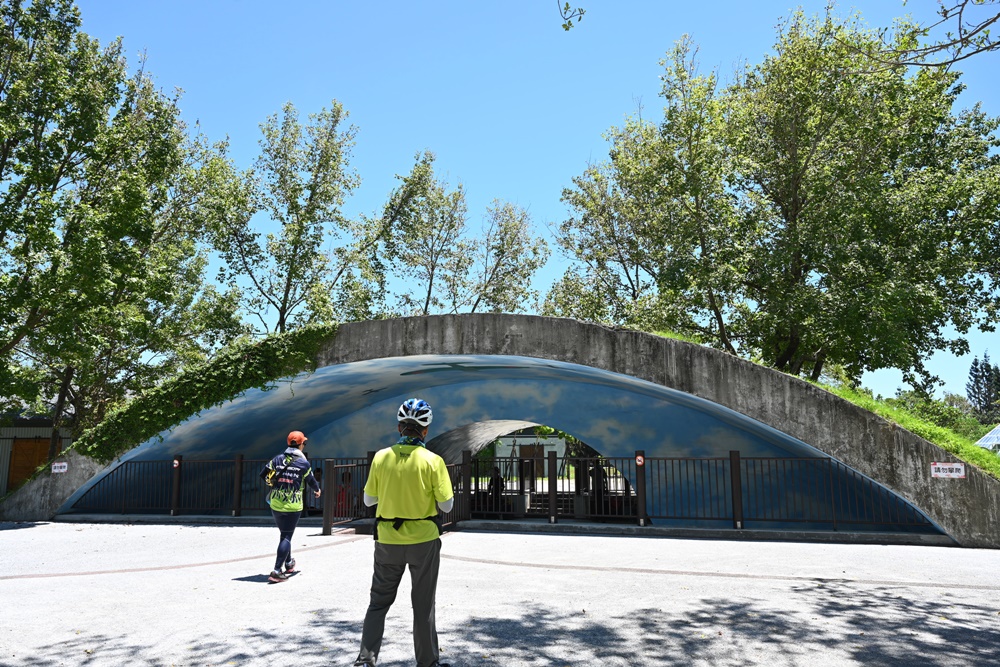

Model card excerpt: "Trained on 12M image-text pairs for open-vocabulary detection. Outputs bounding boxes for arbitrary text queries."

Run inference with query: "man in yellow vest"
[354,398,454,667]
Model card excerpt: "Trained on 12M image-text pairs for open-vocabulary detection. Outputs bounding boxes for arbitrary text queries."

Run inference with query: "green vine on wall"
[72,323,339,463]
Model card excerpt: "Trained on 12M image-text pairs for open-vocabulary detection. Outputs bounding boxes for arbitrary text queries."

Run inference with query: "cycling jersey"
[364,435,454,545]
[260,447,320,513]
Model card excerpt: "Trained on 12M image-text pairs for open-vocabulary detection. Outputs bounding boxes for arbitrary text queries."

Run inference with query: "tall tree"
[551,14,1000,387]
[554,118,681,331]
[1,0,243,439]
[966,352,1000,422]
[214,101,359,334]
[726,12,1000,383]
[394,176,469,315]
[466,200,550,314]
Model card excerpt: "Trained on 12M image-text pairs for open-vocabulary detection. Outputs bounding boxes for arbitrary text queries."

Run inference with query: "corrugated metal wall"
[0,427,73,496]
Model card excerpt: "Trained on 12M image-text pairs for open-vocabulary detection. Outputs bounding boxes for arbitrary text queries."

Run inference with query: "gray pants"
[357,538,442,667]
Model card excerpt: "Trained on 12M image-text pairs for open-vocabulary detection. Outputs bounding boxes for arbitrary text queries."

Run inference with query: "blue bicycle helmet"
[397,398,433,427]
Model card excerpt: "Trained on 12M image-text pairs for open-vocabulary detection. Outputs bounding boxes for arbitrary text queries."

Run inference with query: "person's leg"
[282,509,301,569]
[406,539,442,667]
[271,509,299,573]
[357,542,406,665]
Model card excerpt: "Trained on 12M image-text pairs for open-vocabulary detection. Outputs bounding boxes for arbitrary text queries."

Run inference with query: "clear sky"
[73,0,998,401]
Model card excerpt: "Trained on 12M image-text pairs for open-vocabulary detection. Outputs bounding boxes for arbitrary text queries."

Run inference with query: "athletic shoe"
[268,570,289,583]
[284,558,296,573]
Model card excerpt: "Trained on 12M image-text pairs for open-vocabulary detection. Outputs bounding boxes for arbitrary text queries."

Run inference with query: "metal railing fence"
[69,450,935,533]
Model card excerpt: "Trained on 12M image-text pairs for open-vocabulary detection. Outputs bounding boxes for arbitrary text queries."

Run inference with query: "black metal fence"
[69,450,935,534]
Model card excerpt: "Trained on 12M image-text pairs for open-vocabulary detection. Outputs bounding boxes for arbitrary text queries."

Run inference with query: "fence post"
[729,450,743,529]
[322,460,335,536]
[635,450,647,527]
[120,465,128,514]
[231,454,244,517]
[548,450,558,524]
[462,450,473,522]
[827,458,838,531]
[170,455,183,517]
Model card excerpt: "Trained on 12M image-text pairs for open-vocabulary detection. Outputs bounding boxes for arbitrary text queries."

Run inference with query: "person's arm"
[363,460,379,507]
[434,458,455,513]
[306,466,321,497]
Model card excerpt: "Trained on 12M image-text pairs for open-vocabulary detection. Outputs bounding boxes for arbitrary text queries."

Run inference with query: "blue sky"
[73,0,998,401]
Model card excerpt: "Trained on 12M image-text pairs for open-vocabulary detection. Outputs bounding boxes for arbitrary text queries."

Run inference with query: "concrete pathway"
[2,520,999,666]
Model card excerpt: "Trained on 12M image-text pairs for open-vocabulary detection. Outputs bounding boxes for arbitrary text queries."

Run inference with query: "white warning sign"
[931,462,966,479]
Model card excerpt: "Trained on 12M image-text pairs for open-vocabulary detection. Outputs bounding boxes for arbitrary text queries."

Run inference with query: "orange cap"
[287,430,308,446]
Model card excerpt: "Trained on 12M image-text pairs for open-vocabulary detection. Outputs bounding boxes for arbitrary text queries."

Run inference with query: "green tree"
[540,267,615,324]
[214,101,360,334]
[730,14,1000,383]
[966,352,1000,423]
[1,0,243,442]
[466,200,550,313]
[553,116,684,331]
[394,174,470,315]
[887,388,990,440]
[553,14,1000,386]
[329,151,437,321]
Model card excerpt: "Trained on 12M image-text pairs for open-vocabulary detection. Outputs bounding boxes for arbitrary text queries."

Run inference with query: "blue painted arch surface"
[61,354,939,534]
[91,354,833,463]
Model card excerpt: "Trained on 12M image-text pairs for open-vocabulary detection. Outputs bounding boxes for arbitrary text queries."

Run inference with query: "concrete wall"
[0,449,104,522]
[318,313,1000,548]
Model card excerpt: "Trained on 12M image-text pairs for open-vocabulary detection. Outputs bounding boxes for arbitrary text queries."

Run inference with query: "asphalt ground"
[2,520,999,667]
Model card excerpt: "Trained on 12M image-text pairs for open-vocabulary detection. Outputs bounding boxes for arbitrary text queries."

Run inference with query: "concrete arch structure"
[317,314,1000,548]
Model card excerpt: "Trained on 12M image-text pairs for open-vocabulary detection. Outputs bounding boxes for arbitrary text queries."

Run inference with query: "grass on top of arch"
[648,330,1000,481]
[822,383,1000,481]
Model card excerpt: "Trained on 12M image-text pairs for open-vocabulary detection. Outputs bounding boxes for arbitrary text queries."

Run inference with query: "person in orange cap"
[259,430,321,583]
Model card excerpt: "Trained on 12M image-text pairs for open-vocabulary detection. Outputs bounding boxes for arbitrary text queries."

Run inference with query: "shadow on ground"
[11,582,1000,666]
[0,521,48,531]
[429,583,1000,666]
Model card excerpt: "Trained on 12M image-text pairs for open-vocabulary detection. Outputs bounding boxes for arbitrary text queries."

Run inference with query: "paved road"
[2,521,999,666]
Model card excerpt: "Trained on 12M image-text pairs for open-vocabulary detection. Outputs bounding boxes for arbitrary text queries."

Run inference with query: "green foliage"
[885,390,990,442]
[466,200,550,314]
[70,323,338,463]
[213,101,360,334]
[1,0,245,432]
[966,352,1000,423]
[558,2,585,31]
[395,172,470,315]
[391,164,550,316]
[821,382,1000,480]
[551,13,1000,387]
[870,1,1000,67]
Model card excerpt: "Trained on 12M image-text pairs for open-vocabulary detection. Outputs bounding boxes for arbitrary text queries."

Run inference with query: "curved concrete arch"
[318,313,1000,548]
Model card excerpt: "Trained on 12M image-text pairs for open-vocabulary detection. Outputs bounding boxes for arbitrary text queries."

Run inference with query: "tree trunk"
[810,352,827,382]
[47,366,75,461]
